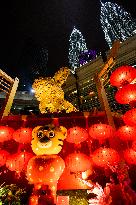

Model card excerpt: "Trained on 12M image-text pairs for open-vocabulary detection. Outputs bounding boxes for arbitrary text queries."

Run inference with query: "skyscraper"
[100,1,136,48]
[18,38,48,88]
[68,27,87,74]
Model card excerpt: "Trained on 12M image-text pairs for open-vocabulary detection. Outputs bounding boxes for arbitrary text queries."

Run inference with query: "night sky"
[0,0,135,90]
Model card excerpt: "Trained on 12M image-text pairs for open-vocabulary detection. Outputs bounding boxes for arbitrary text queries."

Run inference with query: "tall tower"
[19,38,48,85]
[100,1,136,48]
[31,46,48,78]
[68,27,87,74]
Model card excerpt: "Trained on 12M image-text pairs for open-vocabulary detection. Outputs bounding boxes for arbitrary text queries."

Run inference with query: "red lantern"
[89,124,114,140]
[110,65,136,87]
[65,152,92,173]
[0,150,9,167]
[6,151,33,172]
[92,147,120,168]
[0,126,14,142]
[27,155,65,184]
[122,108,136,126]
[116,125,136,141]
[115,84,136,104]
[13,128,32,144]
[124,149,136,164]
[66,126,88,144]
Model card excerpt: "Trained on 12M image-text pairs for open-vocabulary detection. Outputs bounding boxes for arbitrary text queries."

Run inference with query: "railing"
[94,40,121,129]
[0,69,19,120]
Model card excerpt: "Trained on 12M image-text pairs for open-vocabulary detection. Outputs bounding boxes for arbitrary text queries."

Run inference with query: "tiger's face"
[31,124,67,155]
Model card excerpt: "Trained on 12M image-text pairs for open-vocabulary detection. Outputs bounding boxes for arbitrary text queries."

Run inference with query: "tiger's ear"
[53,67,70,86]
[59,126,67,138]
[32,126,43,138]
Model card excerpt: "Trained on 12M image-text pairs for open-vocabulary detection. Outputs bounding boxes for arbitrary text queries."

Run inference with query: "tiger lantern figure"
[27,124,67,204]
[32,67,77,114]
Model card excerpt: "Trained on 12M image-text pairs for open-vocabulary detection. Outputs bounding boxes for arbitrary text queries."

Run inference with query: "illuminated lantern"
[6,151,33,172]
[122,108,136,126]
[65,152,92,173]
[116,125,136,141]
[13,128,32,144]
[66,126,89,144]
[89,124,114,140]
[124,149,136,164]
[27,155,65,185]
[32,67,77,113]
[28,124,67,204]
[0,150,9,167]
[115,84,136,104]
[0,126,14,142]
[110,65,136,87]
[92,148,120,168]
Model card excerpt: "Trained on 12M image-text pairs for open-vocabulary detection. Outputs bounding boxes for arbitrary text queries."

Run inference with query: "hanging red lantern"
[6,151,33,172]
[124,149,136,165]
[13,127,32,144]
[92,147,120,168]
[115,84,136,104]
[66,126,89,144]
[89,124,114,140]
[122,108,136,126]
[0,150,10,167]
[65,152,92,173]
[110,65,136,87]
[0,126,14,142]
[27,155,65,185]
[116,125,136,141]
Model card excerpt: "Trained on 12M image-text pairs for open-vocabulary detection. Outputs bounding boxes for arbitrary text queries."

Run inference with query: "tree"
[0,184,26,205]
[68,27,87,74]
[100,1,136,48]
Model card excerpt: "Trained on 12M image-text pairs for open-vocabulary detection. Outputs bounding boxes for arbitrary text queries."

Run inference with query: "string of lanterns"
[110,65,136,165]
[0,126,33,174]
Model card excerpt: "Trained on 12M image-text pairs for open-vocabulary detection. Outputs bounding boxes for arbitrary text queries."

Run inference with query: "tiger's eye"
[49,131,55,138]
[37,131,43,138]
